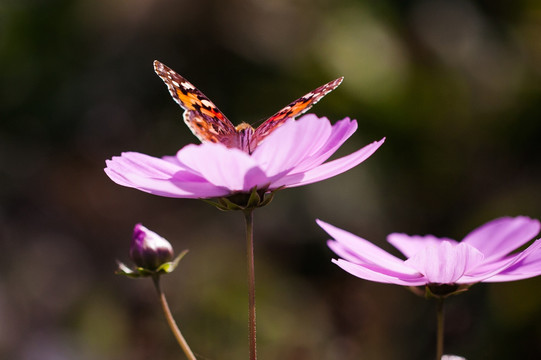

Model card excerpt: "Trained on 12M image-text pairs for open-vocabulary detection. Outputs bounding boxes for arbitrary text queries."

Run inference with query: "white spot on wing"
[201,99,213,107]
[181,82,195,90]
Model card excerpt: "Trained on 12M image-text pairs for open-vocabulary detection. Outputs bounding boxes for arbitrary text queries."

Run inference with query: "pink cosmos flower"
[105,114,384,199]
[318,216,541,286]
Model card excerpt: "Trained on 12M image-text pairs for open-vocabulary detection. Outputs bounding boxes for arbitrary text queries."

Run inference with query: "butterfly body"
[154,60,343,153]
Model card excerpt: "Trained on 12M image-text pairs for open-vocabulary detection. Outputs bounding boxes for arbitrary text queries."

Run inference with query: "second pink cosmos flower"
[319,216,541,286]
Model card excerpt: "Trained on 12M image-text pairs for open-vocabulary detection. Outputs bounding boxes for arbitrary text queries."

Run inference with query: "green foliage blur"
[2,0,541,359]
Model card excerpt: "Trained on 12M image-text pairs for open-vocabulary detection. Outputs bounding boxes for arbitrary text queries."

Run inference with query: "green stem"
[436,297,445,360]
[244,209,257,360]
[152,275,197,360]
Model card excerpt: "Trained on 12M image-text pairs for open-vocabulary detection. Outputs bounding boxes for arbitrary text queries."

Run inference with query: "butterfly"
[154,60,343,154]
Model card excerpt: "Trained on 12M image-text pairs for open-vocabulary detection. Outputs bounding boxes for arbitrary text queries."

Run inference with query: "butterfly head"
[235,122,255,133]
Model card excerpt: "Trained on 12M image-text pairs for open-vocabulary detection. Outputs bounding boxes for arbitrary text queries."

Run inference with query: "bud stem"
[244,209,257,360]
[152,275,197,360]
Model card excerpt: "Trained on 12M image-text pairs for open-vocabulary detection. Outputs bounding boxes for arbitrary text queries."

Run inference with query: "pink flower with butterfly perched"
[104,61,385,201]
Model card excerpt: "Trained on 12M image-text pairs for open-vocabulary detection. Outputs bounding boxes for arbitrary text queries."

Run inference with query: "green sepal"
[116,249,189,278]
[218,196,246,211]
[258,190,276,207]
[203,185,282,211]
[246,187,262,208]
[202,199,230,211]
[409,283,473,299]
[156,249,189,273]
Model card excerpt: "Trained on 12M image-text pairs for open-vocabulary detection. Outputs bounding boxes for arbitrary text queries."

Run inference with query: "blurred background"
[2,0,541,359]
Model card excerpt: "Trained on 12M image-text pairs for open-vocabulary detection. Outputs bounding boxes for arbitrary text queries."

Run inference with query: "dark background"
[2,0,541,359]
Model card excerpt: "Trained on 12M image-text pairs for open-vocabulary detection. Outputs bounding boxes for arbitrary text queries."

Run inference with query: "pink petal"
[333,259,427,286]
[106,152,182,180]
[387,233,458,259]
[473,239,541,283]
[104,152,230,198]
[276,138,385,188]
[318,219,416,275]
[257,115,358,173]
[405,242,484,284]
[105,164,136,188]
[119,173,224,198]
[462,216,540,261]
[253,115,333,176]
[176,143,272,191]
[302,117,358,168]
[328,240,366,264]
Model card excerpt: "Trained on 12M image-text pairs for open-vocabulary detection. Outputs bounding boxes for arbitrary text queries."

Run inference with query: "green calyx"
[426,283,472,299]
[116,249,189,278]
[203,185,282,211]
[408,283,473,299]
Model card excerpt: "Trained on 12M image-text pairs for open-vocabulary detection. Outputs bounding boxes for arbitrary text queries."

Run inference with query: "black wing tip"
[154,60,176,76]
[153,60,165,74]
[318,76,344,92]
[333,76,344,86]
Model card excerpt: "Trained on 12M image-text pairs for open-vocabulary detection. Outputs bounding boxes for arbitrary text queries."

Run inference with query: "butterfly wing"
[153,60,237,145]
[252,77,344,144]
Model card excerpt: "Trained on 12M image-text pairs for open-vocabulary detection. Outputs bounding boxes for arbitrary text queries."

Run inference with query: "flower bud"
[130,224,174,270]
